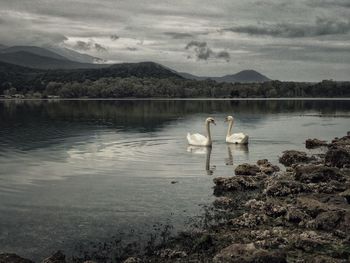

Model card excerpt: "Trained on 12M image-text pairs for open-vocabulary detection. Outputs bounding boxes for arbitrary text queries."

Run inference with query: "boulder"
[340,189,350,204]
[325,147,350,168]
[257,159,280,175]
[279,150,310,167]
[0,254,34,263]
[310,210,345,230]
[305,138,328,149]
[235,163,260,176]
[213,243,287,263]
[294,165,345,183]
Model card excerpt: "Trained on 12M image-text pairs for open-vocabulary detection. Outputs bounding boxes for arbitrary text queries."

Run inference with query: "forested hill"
[0,60,349,98]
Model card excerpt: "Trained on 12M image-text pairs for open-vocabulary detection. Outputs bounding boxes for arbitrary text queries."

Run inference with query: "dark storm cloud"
[164,32,193,39]
[225,17,350,38]
[185,41,230,62]
[110,34,120,41]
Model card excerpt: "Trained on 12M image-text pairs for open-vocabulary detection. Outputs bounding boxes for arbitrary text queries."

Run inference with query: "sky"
[0,0,349,81]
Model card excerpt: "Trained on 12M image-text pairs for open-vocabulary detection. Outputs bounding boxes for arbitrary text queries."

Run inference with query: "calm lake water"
[0,99,349,260]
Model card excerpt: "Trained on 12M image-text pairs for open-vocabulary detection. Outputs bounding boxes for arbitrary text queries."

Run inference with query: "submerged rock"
[235,163,260,176]
[305,138,328,149]
[213,243,287,263]
[279,150,310,167]
[0,254,34,263]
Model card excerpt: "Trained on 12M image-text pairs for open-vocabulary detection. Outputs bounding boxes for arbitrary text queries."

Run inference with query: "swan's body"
[225,116,249,144]
[187,117,216,146]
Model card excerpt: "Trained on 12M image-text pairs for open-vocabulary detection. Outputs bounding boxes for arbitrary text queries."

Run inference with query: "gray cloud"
[225,17,350,38]
[164,32,193,39]
[216,51,230,62]
[308,0,350,8]
[185,41,230,62]
[94,43,107,52]
[110,34,120,41]
[126,47,137,51]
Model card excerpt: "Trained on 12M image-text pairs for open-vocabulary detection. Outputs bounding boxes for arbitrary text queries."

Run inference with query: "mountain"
[0,51,108,70]
[178,70,270,83]
[45,46,105,64]
[0,45,69,61]
[0,44,7,50]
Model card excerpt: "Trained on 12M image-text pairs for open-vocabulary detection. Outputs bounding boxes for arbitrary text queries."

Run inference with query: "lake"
[0,99,349,260]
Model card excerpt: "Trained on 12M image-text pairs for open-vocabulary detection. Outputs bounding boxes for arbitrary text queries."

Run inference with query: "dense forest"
[0,61,349,98]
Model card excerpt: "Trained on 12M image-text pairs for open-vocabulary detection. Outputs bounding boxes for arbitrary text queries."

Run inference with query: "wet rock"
[309,210,345,230]
[230,212,267,228]
[340,189,350,204]
[214,197,235,209]
[296,197,329,217]
[294,165,346,183]
[331,135,350,148]
[0,254,34,263]
[305,138,328,149]
[325,147,350,168]
[294,231,328,252]
[257,159,280,175]
[279,150,310,167]
[213,176,259,195]
[235,163,260,176]
[41,251,66,263]
[286,206,310,224]
[123,257,142,263]
[213,243,287,263]
[265,180,310,197]
[158,249,187,259]
[309,181,347,194]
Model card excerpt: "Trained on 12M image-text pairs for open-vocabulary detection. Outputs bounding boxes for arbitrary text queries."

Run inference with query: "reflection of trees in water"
[0,100,349,149]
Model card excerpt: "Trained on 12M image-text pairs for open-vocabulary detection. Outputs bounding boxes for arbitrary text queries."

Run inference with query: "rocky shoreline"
[1,132,350,263]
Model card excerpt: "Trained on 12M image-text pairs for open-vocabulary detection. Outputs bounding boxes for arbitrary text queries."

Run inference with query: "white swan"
[225,115,249,144]
[187,117,216,146]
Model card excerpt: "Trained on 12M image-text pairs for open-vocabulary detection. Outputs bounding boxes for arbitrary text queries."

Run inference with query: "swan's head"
[224,115,234,122]
[206,117,216,125]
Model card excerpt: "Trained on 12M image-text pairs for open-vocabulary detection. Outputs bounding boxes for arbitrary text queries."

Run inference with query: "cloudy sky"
[0,0,349,81]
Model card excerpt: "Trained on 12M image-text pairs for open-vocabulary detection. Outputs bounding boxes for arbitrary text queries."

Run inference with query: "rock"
[213,243,287,263]
[230,213,267,228]
[294,165,345,183]
[331,135,350,148]
[296,197,334,220]
[310,210,344,230]
[340,189,350,204]
[286,206,310,224]
[214,197,235,209]
[279,150,310,167]
[257,159,280,175]
[309,181,347,194]
[0,254,34,263]
[235,163,260,176]
[42,251,66,263]
[123,257,142,263]
[171,180,178,184]
[305,138,328,149]
[265,180,310,197]
[325,147,350,168]
[158,249,187,259]
[294,231,328,252]
[213,176,259,195]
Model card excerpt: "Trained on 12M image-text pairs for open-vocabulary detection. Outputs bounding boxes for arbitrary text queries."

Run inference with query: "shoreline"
[1,97,350,101]
[1,133,350,263]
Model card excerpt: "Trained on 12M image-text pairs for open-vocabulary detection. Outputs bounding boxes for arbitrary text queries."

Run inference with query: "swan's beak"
[224,118,228,123]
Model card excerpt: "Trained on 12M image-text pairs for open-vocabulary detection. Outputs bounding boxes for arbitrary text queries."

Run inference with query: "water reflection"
[187,146,215,175]
[225,144,249,166]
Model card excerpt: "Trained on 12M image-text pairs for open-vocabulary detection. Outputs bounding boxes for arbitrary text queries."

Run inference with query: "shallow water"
[0,99,349,260]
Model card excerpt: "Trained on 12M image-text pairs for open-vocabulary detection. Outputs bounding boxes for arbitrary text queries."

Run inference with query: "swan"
[187,117,216,146]
[225,115,249,144]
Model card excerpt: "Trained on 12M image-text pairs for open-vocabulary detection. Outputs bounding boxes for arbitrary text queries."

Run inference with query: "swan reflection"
[187,146,215,175]
[225,144,249,166]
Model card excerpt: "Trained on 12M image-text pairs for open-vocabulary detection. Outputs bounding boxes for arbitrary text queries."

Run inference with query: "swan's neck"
[205,121,212,144]
[226,120,233,137]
